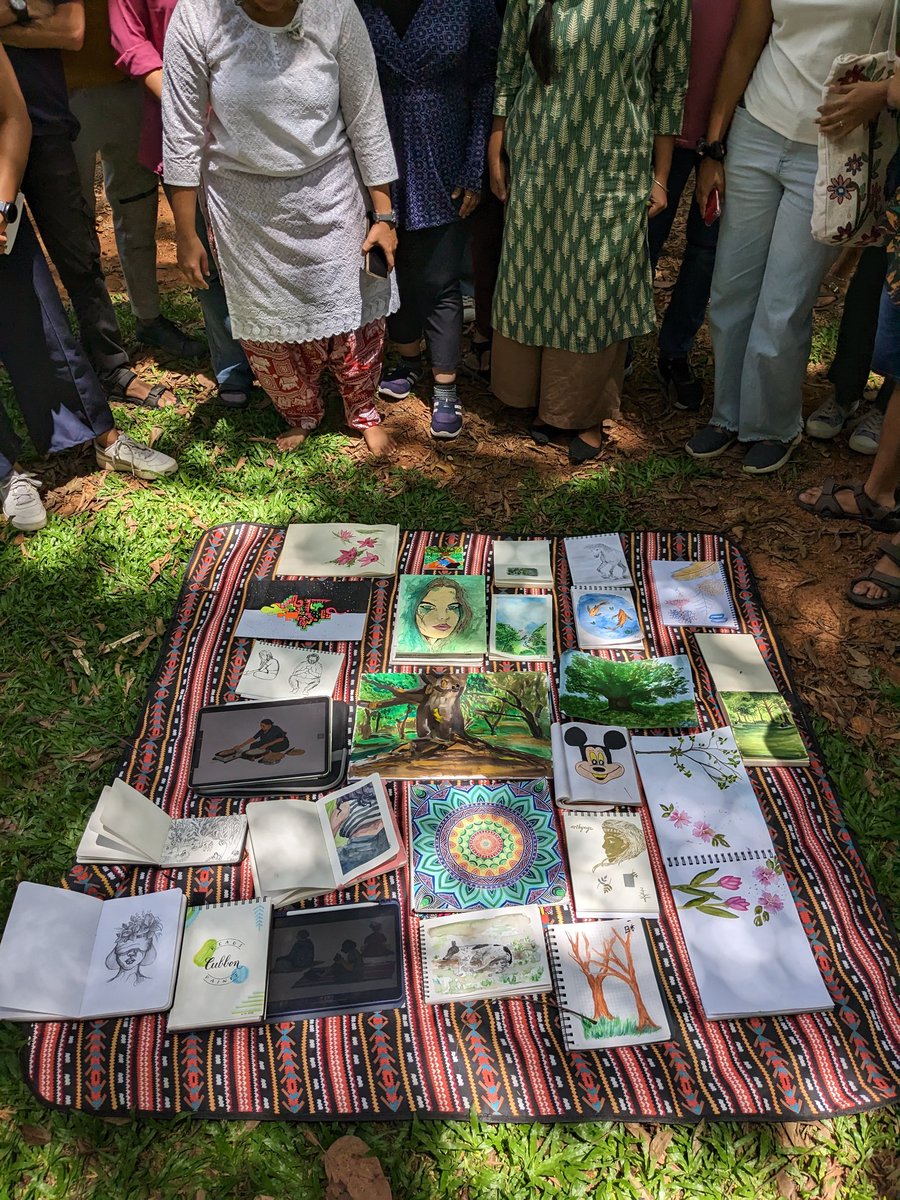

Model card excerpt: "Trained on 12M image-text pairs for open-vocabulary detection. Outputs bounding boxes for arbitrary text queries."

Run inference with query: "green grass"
[0,294,898,1199]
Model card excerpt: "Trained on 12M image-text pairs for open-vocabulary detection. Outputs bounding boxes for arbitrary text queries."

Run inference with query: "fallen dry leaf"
[648,1127,674,1166]
[323,1135,392,1200]
[19,1124,52,1146]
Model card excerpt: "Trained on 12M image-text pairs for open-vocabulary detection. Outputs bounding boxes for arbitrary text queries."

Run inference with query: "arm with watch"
[694,0,774,215]
[0,45,30,252]
[0,0,83,49]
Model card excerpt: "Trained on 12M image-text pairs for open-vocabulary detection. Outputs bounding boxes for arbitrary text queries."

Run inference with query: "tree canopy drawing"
[559,652,697,729]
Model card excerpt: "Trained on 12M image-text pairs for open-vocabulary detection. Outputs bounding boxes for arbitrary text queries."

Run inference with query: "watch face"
[0,202,18,223]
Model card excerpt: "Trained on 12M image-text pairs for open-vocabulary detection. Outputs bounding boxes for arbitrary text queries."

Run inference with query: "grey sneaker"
[1,470,47,531]
[805,394,857,439]
[741,435,802,475]
[95,433,178,480]
[848,407,884,455]
[685,425,737,459]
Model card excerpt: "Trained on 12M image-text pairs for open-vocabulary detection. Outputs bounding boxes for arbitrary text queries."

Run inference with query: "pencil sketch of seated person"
[289,652,323,696]
[213,719,301,765]
[252,649,280,680]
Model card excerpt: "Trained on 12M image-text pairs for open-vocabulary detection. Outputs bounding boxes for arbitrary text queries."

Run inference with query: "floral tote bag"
[811,0,899,247]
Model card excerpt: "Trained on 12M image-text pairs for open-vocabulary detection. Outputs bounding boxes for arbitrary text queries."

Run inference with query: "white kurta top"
[163,0,399,343]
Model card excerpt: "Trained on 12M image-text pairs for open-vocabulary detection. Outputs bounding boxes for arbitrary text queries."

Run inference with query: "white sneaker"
[1,470,47,531]
[94,433,177,480]
[848,408,884,456]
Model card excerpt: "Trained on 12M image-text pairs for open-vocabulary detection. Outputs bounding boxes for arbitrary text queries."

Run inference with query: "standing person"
[488,0,691,464]
[359,0,501,440]
[162,0,399,454]
[64,0,205,359]
[648,0,739,413]
[1,0,176,407]
[687,0,891,475]
[110,0,255,408]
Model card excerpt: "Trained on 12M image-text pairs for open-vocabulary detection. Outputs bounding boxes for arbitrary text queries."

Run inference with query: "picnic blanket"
[22,525,900,1122]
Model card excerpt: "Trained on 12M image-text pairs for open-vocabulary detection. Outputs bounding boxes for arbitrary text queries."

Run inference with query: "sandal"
[795,476,900,531]
[106,368,173,410]
[462,337,492,382]
[846,540,900,609]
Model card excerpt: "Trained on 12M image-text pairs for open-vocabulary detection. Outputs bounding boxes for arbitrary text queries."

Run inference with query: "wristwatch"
[696,138,727,162]
[369,209,398,229]
[0,200,19,224]
[9,0,31,25]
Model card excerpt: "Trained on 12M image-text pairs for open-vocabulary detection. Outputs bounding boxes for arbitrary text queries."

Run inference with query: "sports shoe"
[430,395,463,439]
[685,425,737,459]
[805,394,858,439]
[849,407,884,455]
[658,355,703,411]
[136,315,206,360]
[741,435,802,475]
[1,470,47,531]
[378,363,422,401]
[94,433,178,480]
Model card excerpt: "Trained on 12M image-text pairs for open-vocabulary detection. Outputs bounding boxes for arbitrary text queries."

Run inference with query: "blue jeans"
[872,285,900,379]
[648,145,720,360]
[708,107,841,442]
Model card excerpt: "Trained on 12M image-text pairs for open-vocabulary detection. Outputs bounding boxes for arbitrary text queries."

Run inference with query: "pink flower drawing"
[358,552,379,567]
[670,810,690,828]
[717,876,742,891]
[337,529,354,541]
[724,896,750,912]
[753,866,777,886]
[692,821,715,843]
[357,537,377,549]
[335,548,359,565]
[758,891,784,914]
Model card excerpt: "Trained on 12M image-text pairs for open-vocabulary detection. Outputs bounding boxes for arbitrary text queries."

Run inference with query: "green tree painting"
[718,691,807,763]
[559,653,698,729]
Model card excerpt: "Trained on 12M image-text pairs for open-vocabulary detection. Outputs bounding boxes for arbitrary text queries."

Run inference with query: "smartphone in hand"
[364,244,390,279]
[703,188,721,227]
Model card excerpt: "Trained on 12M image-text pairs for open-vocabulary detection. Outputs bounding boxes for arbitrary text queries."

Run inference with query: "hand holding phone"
[364,244,390,279]
[703,187,721,227]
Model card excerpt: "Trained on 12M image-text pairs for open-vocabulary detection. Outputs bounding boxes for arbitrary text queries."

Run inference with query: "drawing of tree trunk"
[397,705,415,738]
[565,931,614,1021]
[605,927,659,1031]
[566,928,661,1031]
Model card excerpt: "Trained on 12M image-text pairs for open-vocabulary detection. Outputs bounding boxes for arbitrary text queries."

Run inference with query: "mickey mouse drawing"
[564,726,628,785]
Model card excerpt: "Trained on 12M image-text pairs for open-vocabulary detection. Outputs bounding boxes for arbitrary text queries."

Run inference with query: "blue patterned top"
[359,0,500,230]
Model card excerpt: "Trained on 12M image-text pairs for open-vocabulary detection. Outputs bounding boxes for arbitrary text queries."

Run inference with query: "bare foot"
[577,424,604,449]
[851,533,900,603]
[363,424,393,457]
[125,377,177,408]
[276,427,310,452]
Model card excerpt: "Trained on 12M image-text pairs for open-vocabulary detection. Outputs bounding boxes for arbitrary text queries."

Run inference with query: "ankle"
[433,381,458,402]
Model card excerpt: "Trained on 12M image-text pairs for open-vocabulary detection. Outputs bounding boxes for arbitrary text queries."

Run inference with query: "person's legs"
[192,203,254,398]
[826,246,887,409]
[648,146,694,271]
[468,192,505,357]
[850,382,900,604]
[381,226,431,399]
[240,338,327,450]
[658,157,720,361]
[328,319,391,456]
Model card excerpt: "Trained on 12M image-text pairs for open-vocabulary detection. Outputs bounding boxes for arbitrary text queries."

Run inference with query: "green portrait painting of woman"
[393,575,487,659]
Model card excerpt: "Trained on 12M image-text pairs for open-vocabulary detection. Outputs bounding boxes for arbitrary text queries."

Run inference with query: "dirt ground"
[91,194,899,755]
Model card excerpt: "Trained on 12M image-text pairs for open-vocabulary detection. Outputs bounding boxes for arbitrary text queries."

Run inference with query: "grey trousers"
[69,79,161,322]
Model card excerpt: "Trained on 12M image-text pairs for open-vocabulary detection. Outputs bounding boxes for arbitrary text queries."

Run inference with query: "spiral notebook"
[569,587,644,650]
[546,920,670,1051]
[632,728,832,1020]
[649,560,738,629]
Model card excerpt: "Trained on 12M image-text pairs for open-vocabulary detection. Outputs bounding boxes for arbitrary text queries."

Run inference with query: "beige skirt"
[491,332,626,430]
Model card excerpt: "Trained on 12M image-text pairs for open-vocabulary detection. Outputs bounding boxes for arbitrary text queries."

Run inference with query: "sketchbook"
[564,534,634,588]
[570,586,643,650]
[275,523,400,578]
[265,900,405,1021]
[649,560,738,628]
[558,651,699,731]
[694,633,809,767]
[632,728,832,1020]
[409,780,567,913]
[77,778,247,867]
[560,810,658,918]
[492,539,553,587]
[550,721,641,809]
[546,920,670,1051]
[236,643,344,702]
[390,575,487,664]
[245,775,405,907]
[419,905,552,1005]
[489,593,553,661]
[167,899,273,1031]
[236,580,371,643]
[0,884,186,1022]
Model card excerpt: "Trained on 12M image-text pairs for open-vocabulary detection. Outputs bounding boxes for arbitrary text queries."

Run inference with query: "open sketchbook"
[236,643,344,702]
[632,727,832,1020]
[275,523,400,578]
[561,810,658,918]
[168,900,272,1031]
[546,920,670,1051]
[564,535,634,588]
[0,884,185,1021]
[246,775,405,907]
[235,580,371,643]
[694,633,809,767]
[550,721,641,808]
[419,905,552,1004]
[649,560,738,628]
[492,539,553,587]
[77,778,247,867]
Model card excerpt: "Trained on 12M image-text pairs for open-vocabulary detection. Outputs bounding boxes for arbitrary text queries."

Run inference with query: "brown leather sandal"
[846,540,900,609]
[796,476,900,531]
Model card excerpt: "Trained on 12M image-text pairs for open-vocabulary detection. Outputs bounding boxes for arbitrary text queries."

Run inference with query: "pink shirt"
[108,0,175,173]
[678,0,740,148]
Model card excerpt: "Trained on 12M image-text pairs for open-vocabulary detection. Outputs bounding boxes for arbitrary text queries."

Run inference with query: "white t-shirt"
[744,0,890,144]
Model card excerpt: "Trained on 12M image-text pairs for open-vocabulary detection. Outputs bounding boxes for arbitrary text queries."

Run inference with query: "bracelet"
[653,179,668,192]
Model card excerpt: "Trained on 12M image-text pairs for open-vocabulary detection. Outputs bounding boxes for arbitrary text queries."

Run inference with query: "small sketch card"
[649,560,738,628]
[236,643,344,701]
[236,580,371,644]
[493,539,553,587]
[409,779,567,913]
[561,809,658,918]
[546,920,670,1051]
[551,721,641,808]
[419,905,552,1004]
[570,587,643,649]
[490,593,553,661]
[423,543,465,574]
[564,535,633,587]
[276,523,400,578]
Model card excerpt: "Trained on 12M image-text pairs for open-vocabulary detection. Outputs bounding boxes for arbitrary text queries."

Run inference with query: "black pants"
[389,221,467,373]
[0,213,113,477]
[827,245,891,413]
[468,193,505,340]
[22,133,131,390]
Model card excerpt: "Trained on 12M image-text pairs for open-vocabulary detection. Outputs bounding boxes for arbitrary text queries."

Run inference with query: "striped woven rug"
[22,525,900,1122]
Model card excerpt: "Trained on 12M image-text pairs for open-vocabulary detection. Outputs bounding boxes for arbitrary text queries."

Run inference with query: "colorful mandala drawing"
[410,780,568,912]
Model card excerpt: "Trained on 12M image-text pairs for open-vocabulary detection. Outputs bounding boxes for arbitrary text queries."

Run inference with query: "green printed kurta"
[493,0,691,354]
